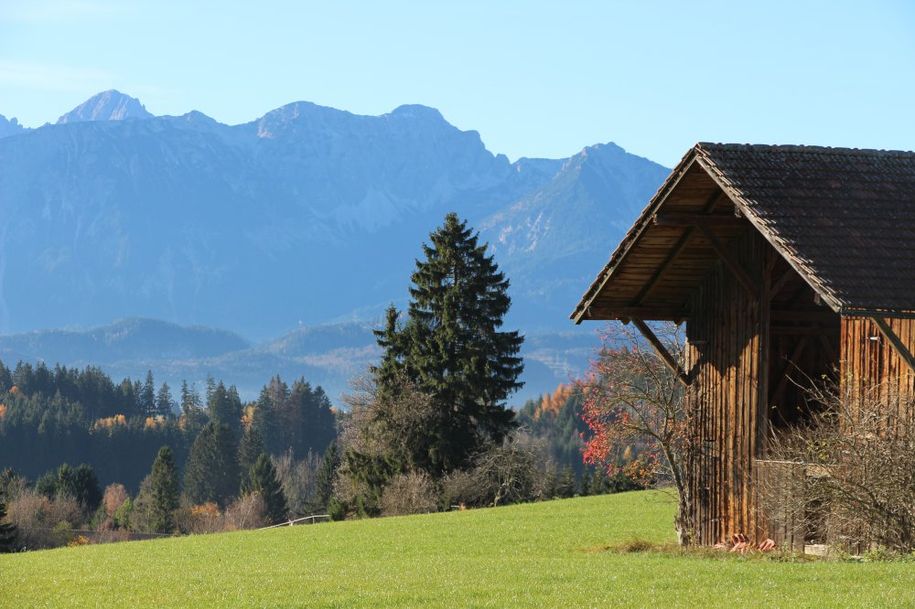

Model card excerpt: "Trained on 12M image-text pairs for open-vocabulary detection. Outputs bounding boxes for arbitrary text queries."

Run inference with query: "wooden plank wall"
[840,317,915,411]
[685,230,766,545]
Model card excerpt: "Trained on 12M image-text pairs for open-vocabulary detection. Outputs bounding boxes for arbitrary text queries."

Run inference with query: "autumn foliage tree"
[578,322,693,545]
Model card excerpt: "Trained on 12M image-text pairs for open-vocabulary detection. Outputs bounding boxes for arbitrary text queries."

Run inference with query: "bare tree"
[579,322,693,545]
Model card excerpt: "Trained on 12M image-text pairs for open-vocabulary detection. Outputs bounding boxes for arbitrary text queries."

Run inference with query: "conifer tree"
[255,376,287,454]
[179,380,207,431]
[39,463,102,512]
[208,382,242,434]
[141,370,156,417]
[183,422,240,507]
[155,382,174,418]
[0,501,17,553]
[148,446,180,533]
[180,380,200,414]
[557,466,577,498]
[314,441,340,511]
[374,213,524,474]
[205,375,217,405]
[119,378,143,418]
[244,453,288,525]
[238,425,265,488]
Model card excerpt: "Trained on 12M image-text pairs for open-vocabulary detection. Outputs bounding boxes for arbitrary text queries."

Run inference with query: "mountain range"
[0,90,669,403]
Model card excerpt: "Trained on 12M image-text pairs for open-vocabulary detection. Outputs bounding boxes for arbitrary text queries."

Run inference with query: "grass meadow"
[2,490,915,608]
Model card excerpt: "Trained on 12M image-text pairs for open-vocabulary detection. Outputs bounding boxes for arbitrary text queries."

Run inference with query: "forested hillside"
[0,361,335,492]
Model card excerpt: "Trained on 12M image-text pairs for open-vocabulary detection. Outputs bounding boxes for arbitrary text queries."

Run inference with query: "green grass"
[2,491,915,608]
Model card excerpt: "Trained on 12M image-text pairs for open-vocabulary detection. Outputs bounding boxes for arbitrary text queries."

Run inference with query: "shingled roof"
[572,143,915,322]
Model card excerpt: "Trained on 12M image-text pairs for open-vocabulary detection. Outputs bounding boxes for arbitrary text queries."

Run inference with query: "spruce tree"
[208,382,242,434]
[557,466,577,498]
[42,463,101,512]
[141,370,156,417]
[245,453,288,525]
[180,380,200,414]
[238,425,265,488]
[155,382,174,418]
[255,378,283,454]
[148,446,180,533]
[179,380,207,431]
[375,213,524,474]
[314,441,340,512]
[183,422,240,507]
[0,501,17,553]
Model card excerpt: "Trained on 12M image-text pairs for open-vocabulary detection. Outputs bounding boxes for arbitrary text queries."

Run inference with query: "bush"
[442,441,542,508]
[441,470,483,509]
[224,493,267,531]
[174,502,224,535]
[379,471,438,516]
[764,382,915,553]
[7,489,81,550]
[327,497,345,521]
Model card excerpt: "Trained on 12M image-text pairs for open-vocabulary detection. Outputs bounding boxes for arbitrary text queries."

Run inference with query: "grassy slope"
[2,491,914,609]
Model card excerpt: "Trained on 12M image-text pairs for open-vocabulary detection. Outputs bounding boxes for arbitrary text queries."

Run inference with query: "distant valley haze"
[0,89,669,403]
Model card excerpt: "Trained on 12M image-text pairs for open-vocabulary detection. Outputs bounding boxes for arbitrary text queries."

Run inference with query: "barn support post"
[756,249,772,458]
[631,318,691,387]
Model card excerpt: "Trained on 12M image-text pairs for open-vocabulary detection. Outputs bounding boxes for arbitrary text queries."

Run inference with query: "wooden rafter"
[653,213,745,227]
[771,310,838,323]
[587,305,688,321]
[770,325,837,335]
[871,317,915,374]
[631,190,726,306]
[697,224,759,300]
[631,318,691,387]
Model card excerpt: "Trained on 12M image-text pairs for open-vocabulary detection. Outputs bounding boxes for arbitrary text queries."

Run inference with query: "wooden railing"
[257,514,331,530]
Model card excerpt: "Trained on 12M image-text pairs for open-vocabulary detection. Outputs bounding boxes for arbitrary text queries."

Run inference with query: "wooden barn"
[571,143,915,548]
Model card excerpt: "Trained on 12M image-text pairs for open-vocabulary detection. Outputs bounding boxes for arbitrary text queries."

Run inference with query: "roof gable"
[573,143,915,323]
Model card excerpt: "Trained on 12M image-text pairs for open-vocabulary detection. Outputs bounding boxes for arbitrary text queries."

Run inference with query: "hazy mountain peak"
[387,104,445,122]
[57,90,153,124]
[0,114,26,139]
[252,101,356,138]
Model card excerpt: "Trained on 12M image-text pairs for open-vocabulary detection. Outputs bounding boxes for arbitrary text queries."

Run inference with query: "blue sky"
[0,0,912,166]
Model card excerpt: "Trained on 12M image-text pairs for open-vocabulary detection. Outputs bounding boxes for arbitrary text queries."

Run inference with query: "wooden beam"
[770,325,838,335]
[631,318,691,387]
[697,225,759,300]
[653,213,745,227]
[871,317,915,374]
[757,248,771,458]
[842,309,915,321]
[771,310,839,323]
[631,190,726,306]
[586,305,688,321]
[631,230,694,305]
